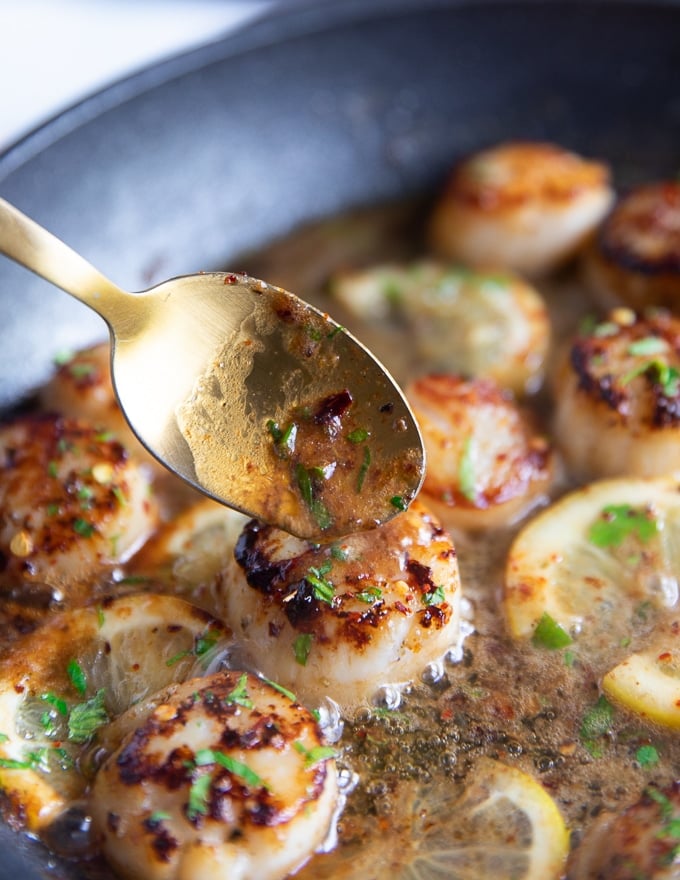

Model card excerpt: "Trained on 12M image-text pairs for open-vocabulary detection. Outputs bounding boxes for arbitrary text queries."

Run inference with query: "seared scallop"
[585,181,680,311]
[0,414,158,608]
[553,308,680,479]
[216,500,461,710]
[406,374,553,531]
[331,260,550,394]
[568,783,680,879]
[90,672,338,880]
[39,342,171,481]
[0,594,232,830]
[40,343,127,438]
[429,141,613,275]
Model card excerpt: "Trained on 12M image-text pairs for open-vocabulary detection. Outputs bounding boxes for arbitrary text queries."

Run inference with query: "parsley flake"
[187,773,212,821]
[68,688,109,743]
[458,434,476,502]
[293,740,337,767]
[195,749,268,789]
[293,633,313,666]
[628,336,669,356]
[422,585,446,606]
[532,612,573,649]
[261,677,297,703]
[588,504,658,548]
[225,673,253,709]
[67,659,87,696]
[636,744,660,767]
[306,566,335,605]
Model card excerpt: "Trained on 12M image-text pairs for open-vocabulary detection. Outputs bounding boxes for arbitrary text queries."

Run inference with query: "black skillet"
[0,0,679,875]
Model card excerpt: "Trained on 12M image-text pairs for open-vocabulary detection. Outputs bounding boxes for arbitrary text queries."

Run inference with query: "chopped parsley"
[67,688,109,743]
[646,787,680,865]
[621,358,680,396]
[390,495,406,511]
[591,320,618,338]
[194,749,268,790]
[356,446,371,493]
[588,504,658,549]
[72,517,95,538]
[293,740,337,767]
[306,563,335,605]
[187,773,212,821]
[293,633,313,666]
[296,464,332,530]
[261,677,297,703]
[355,586,383,604]
[148,811,172,824]
[627,336,669,356]
[67,659,87,696]
[166,629,221,667]
[41,692,68,716]
[225,673,253,709]
[580,695,615,757]
[532,612,573,649]
[458,435,476,502]
[0,753,47,771]
[636,744,660,767]
[422,585,446,606]
[347,427,369,443]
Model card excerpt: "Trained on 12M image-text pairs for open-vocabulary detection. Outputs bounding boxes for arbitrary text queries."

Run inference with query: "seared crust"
[567,782,680,879]
[0,414,158,605]
[554,309,680,479]
[569,311,680,427]
[91,672,338,880]
[429,141,613,275]
[586,182,680,312]
[406,374,552,530]
[218,500,461,708]
[445,142,610,211]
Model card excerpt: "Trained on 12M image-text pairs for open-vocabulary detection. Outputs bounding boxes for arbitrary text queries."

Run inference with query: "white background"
[0,1,273,153]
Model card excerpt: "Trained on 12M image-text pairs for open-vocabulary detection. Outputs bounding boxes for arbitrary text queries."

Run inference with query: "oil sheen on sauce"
[175,278,423,540]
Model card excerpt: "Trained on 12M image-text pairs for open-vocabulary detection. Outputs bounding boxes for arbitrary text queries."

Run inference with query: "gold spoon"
[0,198,424,540]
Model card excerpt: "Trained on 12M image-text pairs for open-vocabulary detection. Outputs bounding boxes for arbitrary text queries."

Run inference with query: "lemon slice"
[331,260,550,394]
[603,638,680,728]
[302,759,568,880]
[504,474,680,641]
[0,593,231,829]
[128,498,248,607]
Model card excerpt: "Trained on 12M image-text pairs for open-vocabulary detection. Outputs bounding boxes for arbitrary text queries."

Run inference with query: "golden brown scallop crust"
[0,414,158,604]
[233,504,455,649]
[444,141,610,212]
[586,182,680,311]
[567,782,680,880]
[407,374,552,530]
[568,310,680,428]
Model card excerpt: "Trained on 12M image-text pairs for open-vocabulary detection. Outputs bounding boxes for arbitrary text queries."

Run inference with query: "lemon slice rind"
[603,649,680,729]
[504,474,680,639]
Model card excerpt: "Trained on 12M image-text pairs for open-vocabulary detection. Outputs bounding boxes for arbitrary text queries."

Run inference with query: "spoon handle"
[0,198,131,325]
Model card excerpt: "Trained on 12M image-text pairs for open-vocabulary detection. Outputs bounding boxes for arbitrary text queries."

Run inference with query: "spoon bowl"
[0,198,425,540]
